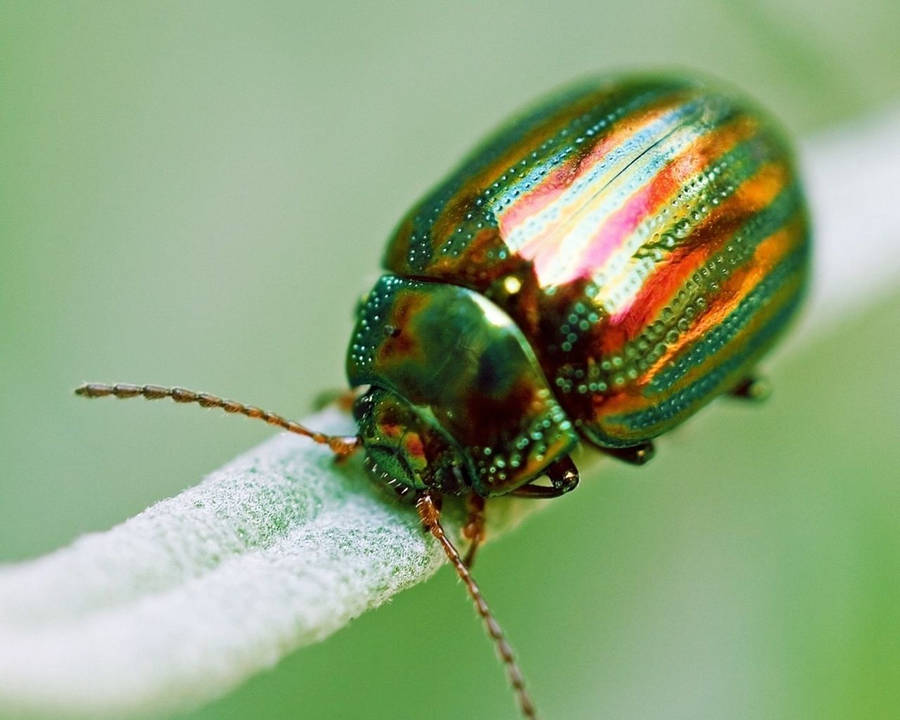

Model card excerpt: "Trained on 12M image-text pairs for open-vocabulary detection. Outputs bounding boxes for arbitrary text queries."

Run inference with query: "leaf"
[0,410,537,719]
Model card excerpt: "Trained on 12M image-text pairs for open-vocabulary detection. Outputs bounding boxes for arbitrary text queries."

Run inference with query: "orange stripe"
[600,159,791,356]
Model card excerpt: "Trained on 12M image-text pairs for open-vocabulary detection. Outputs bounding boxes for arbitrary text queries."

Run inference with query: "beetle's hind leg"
[604,441,655,466]
[462,494,486,568]
[729,374,772,402]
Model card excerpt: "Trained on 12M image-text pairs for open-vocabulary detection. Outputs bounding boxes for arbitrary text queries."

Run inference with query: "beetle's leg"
[603,441,655,466]
[416,493,537,719]
[546,455,580,493]
[510,455,579,498]
[729,374,772,402]
[312,387,359,412]
[462,494,486,568]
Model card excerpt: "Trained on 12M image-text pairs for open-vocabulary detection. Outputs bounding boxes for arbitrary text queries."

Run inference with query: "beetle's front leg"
[510,456,580,498]
[462,494,486,568]
[312,387,359,412]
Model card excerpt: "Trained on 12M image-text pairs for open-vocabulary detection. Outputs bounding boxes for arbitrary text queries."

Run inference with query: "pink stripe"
[576,183,659,275]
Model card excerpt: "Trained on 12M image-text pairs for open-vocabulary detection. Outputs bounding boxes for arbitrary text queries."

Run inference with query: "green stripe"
[647,186,806,393]
[635,127,779,261]
[401,79,696,271]
[609,243,808,432]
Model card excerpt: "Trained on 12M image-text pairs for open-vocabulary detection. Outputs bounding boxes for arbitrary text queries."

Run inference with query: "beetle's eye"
[383,324,401,338]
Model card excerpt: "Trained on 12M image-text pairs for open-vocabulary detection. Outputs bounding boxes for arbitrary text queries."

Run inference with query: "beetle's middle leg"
[462,493,486,568]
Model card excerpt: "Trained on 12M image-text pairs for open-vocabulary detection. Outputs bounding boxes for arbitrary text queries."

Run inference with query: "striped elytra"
[348,73,809,495]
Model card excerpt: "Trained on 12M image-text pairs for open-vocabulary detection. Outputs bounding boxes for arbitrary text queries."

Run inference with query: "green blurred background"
[1,2,898,718]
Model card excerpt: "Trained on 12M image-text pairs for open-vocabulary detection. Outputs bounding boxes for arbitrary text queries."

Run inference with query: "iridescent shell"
[379,74,810,448]
[348,74,810,496]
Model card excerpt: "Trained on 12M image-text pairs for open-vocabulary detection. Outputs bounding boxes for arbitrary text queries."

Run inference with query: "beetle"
[77,73,810,719]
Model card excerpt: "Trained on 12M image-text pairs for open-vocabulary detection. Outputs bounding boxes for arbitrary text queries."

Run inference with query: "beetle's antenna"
[75,383,360,456]
[416,493,537,720]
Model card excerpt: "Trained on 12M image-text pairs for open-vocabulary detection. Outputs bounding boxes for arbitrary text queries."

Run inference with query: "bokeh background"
[2,2,898,718]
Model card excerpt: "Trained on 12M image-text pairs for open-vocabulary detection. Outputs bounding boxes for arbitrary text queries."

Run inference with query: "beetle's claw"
[729,375,772,403]
[604,442,655,466]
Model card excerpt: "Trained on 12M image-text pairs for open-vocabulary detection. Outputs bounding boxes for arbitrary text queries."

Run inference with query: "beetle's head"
[353,387,471,498]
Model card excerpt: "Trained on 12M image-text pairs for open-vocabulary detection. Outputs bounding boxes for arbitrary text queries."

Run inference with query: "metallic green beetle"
[347,73,809,501]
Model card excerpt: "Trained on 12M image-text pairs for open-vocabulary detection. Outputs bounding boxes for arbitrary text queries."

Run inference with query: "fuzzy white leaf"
[0,413,534,719]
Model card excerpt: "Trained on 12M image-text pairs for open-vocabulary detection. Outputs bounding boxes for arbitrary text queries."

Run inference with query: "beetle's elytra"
[77,73,810,720]
[349,73,809,499]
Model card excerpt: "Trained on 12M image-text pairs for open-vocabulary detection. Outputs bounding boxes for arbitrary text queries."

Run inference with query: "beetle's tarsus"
[604,441,656,466]
[729,375,772,402]
[510,456,580,498]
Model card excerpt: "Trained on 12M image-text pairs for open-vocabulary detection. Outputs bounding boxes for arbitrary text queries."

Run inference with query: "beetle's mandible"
[77,73,810,719]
